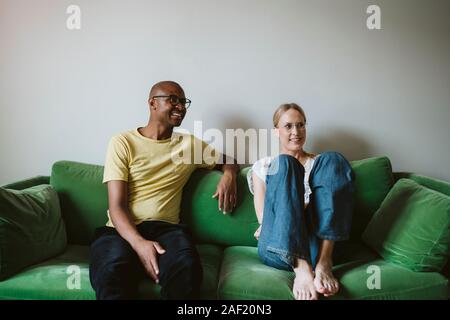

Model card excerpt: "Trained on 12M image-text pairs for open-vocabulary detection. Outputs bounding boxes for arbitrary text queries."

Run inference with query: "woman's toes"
[314,269,339,297]
[334,282,340,294]
[314,279,325,293]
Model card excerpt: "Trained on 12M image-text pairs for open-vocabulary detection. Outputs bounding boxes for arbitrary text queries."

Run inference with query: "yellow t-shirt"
[103,128,219,227]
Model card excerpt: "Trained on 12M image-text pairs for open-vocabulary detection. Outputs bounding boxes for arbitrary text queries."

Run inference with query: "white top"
[247,155,318,206]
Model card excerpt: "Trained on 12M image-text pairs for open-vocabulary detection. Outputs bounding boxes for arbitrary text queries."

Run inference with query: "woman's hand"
[212,172,237,214]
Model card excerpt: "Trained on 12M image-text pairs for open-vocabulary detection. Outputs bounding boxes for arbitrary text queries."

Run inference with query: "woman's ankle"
[293,258,314,275]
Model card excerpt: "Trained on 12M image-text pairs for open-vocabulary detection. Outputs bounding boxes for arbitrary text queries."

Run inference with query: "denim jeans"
[89,220,202,300]
[257,152,354,271]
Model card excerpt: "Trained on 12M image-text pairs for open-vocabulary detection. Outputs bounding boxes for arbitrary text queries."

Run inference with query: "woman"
[247,103,354,300]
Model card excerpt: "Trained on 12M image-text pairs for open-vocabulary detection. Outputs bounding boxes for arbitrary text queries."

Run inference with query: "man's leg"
[257,154,319,300]
[89,227,143,300]
[139,221,203,300]
[309,151,354,296]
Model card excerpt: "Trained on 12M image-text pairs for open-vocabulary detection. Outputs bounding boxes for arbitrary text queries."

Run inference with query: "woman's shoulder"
[248,156,273,181]
[252,156,273,172]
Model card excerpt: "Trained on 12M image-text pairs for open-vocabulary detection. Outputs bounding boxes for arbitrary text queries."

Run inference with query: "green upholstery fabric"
[0,244,223,299]
[2,176,50,191]
[218,243,376,300]
[181,168,259,247]
[50,160,260,247]
[1,158,448,300]
[50,161,108,245]
[218,246,294,300]
[362,179,450,272]
[331,259,448,300]
[218,244,448,300]
[0,185,67,280]
[47,157,397,248]
[349,156,394,241]
[0,245,95,299]
[394,173,450,197]
[393,173,450,277]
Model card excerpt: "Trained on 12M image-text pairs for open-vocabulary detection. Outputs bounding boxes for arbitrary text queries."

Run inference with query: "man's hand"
[132,238,166,283]
[212,172,237,214]
[254,225,261,240]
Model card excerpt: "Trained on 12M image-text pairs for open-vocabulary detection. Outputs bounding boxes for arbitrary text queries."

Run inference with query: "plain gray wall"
[1,0,449,184]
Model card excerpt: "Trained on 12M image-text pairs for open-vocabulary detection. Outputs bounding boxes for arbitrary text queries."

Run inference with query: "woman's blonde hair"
[272,103,307,127]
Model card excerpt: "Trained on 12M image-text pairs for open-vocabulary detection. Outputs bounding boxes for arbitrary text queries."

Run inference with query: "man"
[89,81,239,299]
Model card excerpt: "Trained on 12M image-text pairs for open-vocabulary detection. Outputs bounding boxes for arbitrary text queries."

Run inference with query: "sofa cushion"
[331,258,448,299]
[349,156,394,241]
[50,161,108,245]
[0,184,67,280]
[217,243,377,300]
[218,246,295,299]
[0,244,223,299]
[394,172,450,197]
[362,178,450,272]
[218,245,448,300]
[181,168,259,247]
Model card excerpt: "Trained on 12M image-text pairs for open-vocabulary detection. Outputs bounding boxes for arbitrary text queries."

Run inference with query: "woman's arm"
[252,171,266,224]
[252,171,266,239]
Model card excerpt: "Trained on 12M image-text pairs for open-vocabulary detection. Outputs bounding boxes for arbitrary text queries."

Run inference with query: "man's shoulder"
[172,132,207,145]
[109,129,138,144]
[172,131,194,140]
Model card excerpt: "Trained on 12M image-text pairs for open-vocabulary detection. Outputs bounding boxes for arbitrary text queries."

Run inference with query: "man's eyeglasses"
[151,95,192,109]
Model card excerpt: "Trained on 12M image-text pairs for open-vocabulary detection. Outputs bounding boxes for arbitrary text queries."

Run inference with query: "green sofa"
[0,156,448,300]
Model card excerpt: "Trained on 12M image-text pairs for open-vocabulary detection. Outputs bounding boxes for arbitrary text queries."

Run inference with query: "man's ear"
[149,98,156,110]
[271,127,280,138]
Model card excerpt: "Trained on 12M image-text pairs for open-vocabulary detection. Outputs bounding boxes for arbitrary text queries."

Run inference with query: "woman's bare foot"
[314,262,339,297]
[293,259,318,300]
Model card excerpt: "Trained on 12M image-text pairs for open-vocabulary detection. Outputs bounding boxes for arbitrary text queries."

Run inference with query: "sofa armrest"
[2,176,50,190]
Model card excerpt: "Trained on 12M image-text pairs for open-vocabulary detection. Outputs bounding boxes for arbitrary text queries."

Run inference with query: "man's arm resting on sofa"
[107,180,166,283]
[212,155,240,214]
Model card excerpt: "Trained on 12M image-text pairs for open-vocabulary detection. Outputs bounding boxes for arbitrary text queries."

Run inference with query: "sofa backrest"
[180,168,259,246]
[349,156,395,241]
[50,161,108,245]
[50,156,396,246]
[49,160,260,246]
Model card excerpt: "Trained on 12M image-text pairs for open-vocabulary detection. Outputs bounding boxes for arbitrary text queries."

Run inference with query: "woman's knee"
[317,152,353,176]
[257,245,292,271]
[318,151,347,166]
[271,154,305,176]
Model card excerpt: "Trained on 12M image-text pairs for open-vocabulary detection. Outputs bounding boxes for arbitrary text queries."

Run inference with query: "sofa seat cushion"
[0,245,94,299]
[0,244,223,299]
[331,259,448,300]
[218,246,295,299]
[218,244,448,300]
